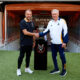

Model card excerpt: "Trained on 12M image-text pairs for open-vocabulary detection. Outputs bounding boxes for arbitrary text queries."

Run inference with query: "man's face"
[52,12,59,20]
[25,11,32,20]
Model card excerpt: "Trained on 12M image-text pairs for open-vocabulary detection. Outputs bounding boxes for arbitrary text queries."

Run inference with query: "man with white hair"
[17,9,38,76]
[36,9,68,76]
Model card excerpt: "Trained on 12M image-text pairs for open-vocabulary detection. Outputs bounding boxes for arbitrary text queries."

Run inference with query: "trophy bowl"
[38,25,45,32]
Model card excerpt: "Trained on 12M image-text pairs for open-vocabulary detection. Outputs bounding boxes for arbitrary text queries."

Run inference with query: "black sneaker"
[50,69,60,74]
[60,70,67,77]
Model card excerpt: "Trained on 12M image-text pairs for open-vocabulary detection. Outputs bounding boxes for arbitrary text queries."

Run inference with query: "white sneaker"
[17,69,21,76]
[25,68,33,74]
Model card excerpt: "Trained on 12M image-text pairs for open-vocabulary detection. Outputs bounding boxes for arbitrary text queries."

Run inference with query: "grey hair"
[51,9,59,14]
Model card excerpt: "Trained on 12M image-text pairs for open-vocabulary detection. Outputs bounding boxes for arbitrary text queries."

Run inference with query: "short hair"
[51,9,59,14]
[25,9,32,14]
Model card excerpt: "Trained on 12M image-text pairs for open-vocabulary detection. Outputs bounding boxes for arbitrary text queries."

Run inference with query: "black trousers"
[18,45,32,69]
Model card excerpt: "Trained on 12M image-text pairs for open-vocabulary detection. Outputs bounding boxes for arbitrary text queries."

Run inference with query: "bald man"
[37,9,68,76]
[17,9,37,76]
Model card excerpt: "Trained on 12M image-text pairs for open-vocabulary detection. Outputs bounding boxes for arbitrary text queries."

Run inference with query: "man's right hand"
[34,33,39,38]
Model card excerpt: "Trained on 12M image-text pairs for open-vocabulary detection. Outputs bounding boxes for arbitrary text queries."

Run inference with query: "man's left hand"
[62,43,66,49]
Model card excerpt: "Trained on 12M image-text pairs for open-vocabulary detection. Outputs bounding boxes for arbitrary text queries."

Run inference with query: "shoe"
[25,68,33,74]
[17,69,21,76]
[50,69,60,74]
[60,70,67,77]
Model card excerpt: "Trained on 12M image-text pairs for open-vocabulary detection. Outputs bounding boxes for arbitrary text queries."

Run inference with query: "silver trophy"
[38,25,47,41]
[38,25,45,32]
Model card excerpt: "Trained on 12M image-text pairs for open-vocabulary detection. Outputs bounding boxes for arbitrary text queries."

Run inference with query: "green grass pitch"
[0,50,80,80]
